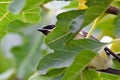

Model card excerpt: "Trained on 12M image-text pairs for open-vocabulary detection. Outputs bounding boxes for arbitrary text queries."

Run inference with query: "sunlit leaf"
[97,14,116,38]
[64,0,78,9]
[8,0,41,23]
[112,0,120,7]
[8,0,25,14]
[110,39,120,52]
[23,0,43,11]
[0,0,12,40]
[114,13,120,38]
[23,6,41,23]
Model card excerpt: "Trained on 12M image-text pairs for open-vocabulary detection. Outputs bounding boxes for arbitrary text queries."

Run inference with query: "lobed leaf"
[22,6,41,23]
[8,0,25,14]
[10,8,56,79]
[45,10,85,48]
[8,0,41,23]
[0,0,41,41]
[0,1,11,40]
[23,0,43,11]
[8,0,43,13]
[37,39,106,75]
[63,50,97,80]
[45,0,113,47]
[68,0,114,42]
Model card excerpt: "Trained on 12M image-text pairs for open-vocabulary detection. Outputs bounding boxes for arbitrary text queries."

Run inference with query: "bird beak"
[38,25,55,35]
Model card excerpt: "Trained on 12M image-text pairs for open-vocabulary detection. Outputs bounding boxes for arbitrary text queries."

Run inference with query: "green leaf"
[37,51,75,75]
[66,0,114,42]
[28,72,48,80]
[23,0,43,11]
[9,24,45,79]
[23,6,41,23]
[8,0,41,23]
[8,0,25,14]
[64,0,78,9]
[0,1,12,40]
[37,39,106,75]
[100,73,120,80]
[63,50,96,80]
[46,0,113,46]
[42,0,52,4]
[0,0,41,40]
[50,74,63,80]
[114,13,120,38]
[97,14,116,38]
[110,39,120,52]
[45,10,85,48]
[8,0,43,13]
[12,41,31,68]
[73,69,100,80]
[11,8,56,79]
[46,68,65,76]
[28,69,64,80]
[0,52,13,73]
[81,0,114,28]
[15,34,44,79]
[112,0,120,7]
[113,59,120,69]
[8,20,30,32]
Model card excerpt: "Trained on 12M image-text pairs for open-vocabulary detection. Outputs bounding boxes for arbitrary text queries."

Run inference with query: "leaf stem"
[86,18,98,38]
[86,13,106,38]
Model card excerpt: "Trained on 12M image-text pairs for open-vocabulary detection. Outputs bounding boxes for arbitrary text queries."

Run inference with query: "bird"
[38,25,120,75]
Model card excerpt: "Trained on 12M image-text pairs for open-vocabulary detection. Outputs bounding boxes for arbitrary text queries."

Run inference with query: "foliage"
[0,0,120,80]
